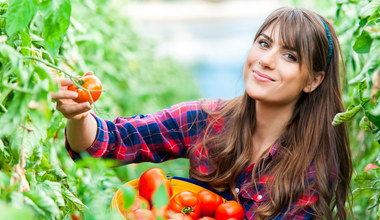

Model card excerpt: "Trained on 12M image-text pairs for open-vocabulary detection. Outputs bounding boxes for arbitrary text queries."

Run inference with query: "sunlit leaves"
[5,0,38,36]
[353,30,373,54]
[40,0,71,55]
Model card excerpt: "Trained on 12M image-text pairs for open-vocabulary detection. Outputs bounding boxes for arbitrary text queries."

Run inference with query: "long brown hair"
[189,7,352,219]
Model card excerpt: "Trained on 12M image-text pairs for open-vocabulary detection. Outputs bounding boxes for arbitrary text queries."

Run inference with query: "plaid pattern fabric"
[66,100,318,219]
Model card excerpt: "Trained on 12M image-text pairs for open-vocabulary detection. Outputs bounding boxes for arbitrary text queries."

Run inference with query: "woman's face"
[243,25,311,107]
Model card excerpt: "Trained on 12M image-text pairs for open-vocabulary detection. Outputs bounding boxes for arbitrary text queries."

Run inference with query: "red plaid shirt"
[66,100,319,219]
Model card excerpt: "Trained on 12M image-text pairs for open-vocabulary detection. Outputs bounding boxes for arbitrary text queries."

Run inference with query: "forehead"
[258,24,297,50]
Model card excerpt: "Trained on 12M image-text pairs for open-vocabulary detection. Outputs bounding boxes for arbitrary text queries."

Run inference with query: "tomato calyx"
[181,206,195,215]
[73,78,85,87]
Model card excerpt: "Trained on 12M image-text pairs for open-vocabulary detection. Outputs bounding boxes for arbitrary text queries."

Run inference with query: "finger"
[50,90,78,101]
[57,102,92,117]
[54,78,73,86]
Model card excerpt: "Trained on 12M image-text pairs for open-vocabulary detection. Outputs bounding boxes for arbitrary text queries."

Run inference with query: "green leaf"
[358,79,370,104]
[0,201,34,220]
[0,171,10,188]
[33,64,56,92]
[46,110,64,140]
[40,0,71,55]
[360,0,380,19]
[353,30,373,54]
[25,170,37,190]
[61,187,87,212]
[121,185,135,211]
[332,105,362,125]
[5,0,38,36]
[354,169,379,188]
[40,181,65,207]
[24,188,60,218]
[152,183,169,208]
[366,101,380,128]
[359,116,371,131]
[20,30,32,56]
[0,44,21,69]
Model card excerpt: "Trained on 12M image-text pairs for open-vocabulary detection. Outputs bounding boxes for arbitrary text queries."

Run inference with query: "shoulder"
[164,98,224,116]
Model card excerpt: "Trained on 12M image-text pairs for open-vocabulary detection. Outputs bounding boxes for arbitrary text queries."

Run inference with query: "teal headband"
[319,17,333,67]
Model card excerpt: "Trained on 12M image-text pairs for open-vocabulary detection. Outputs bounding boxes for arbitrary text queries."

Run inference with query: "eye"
[258,40,269,48]
[285,53,297,62]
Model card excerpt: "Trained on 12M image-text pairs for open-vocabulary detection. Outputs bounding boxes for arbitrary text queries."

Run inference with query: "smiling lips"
[252,70,275,82]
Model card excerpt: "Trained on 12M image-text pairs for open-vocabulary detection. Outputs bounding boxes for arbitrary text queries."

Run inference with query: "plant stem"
[23,56,76,79]
[3,83,33,94]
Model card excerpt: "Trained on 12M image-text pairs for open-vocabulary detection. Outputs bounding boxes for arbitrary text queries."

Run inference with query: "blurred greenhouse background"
[123,0,286,99]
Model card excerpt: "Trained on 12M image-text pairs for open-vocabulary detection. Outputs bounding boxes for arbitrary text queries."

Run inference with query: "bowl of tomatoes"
[111,167,245,220]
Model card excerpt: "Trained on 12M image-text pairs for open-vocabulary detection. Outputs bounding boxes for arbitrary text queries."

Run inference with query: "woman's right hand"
[50,78,93,120]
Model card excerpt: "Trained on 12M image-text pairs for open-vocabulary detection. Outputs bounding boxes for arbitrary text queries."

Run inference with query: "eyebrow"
[259,33,273,43]
[259,33,297,52]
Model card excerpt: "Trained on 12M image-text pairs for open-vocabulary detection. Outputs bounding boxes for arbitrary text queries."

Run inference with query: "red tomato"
[364,163,379,172]
[70,214,81,220]
[152,205,173,219]
[118,195,150,216]
[215,201,245,220]
[197,189,223,217]
[168,213,193,220]
[169,191,201,219]
[197,217,216,220]
[68,71,102,103]
[139,167,173,203]
[127,209,155,220]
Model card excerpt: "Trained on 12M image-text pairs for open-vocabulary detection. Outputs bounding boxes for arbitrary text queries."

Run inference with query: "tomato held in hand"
[169,191,201,219]
[68,71,102,103]
[139,167,173,203]
[215,201,245,220]
[197,189,223,217]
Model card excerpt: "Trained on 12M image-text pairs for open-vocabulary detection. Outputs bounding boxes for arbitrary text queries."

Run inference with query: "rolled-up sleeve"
[65,100,219,163]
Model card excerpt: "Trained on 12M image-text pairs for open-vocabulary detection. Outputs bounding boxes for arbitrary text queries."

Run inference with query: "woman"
[52,7,352,219]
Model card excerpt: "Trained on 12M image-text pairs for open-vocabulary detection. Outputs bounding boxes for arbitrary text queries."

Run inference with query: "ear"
[303,71,325,93]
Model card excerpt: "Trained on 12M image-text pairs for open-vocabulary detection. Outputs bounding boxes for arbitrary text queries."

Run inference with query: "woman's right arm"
[50,78,96,153]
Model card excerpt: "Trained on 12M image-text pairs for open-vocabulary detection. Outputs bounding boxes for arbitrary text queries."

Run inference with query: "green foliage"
[332,0,380,218]
[153,183,169,209]
[121,185,135,211]
[0,0,199,219]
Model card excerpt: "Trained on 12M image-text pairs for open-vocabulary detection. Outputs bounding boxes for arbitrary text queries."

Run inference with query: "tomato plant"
[215,201,245,220]
[139,167,173,203]
[68,71,102,103]
[169,191,201,219]
[0,0,199,218]
[197,189,223,217]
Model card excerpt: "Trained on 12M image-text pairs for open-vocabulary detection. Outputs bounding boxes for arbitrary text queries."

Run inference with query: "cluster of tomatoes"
[118,168,245,220]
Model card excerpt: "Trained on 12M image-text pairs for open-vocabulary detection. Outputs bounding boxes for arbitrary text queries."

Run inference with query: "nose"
[259,50,276,70]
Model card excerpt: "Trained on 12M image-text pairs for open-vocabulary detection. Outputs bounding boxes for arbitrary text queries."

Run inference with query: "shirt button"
[257,194,263,200]
[235,188,240,193]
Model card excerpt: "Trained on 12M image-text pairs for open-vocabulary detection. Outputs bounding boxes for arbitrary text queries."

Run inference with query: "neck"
[252,101,295,153]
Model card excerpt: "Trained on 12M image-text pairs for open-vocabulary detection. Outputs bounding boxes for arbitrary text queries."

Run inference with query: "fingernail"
[84,102,92,109]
